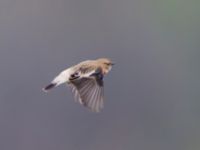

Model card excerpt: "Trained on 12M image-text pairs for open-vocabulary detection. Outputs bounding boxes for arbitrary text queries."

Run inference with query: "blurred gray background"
[0,0,199,150]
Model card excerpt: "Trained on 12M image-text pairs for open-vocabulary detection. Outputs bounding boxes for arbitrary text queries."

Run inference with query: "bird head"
[97,58,114,73]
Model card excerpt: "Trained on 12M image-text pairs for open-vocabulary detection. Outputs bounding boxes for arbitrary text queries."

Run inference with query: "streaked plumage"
[43,58,114,112]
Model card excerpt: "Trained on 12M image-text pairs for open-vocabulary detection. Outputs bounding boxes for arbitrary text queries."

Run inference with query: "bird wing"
[69,68,104,112]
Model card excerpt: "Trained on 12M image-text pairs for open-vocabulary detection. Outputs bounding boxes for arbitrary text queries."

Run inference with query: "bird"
[43,58,114,112]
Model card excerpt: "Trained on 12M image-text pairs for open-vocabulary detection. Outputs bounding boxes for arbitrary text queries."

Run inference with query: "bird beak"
[111,62,115,66]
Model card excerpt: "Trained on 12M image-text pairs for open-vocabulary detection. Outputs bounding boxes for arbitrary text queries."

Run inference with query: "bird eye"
[104,62,110,65]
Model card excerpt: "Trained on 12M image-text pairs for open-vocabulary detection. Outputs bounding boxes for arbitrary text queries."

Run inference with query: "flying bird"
[43,58,114,112]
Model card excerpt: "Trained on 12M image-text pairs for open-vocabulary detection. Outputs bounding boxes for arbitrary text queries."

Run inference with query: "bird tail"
[43,83,57,92]
[42,69,70,92]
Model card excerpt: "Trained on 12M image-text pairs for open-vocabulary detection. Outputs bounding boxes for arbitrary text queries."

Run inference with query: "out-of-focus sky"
[0,0,199,150]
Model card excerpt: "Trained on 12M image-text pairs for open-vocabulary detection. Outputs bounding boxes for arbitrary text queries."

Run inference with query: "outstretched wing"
[69,69,104,112]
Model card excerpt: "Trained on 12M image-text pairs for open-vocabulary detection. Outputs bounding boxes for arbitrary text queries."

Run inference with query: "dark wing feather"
[69,72,104,112]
